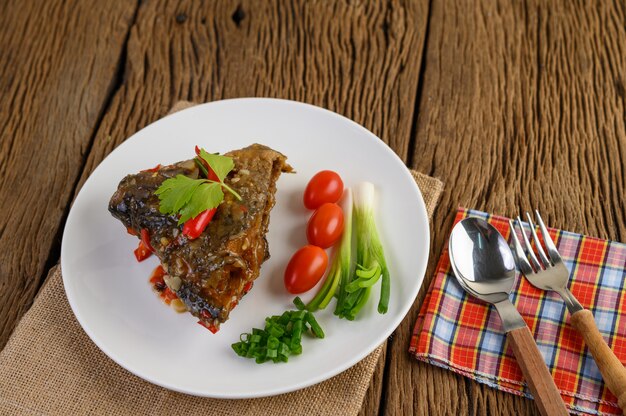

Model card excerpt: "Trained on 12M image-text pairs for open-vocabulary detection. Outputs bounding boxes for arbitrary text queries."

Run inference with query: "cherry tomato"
[306,203,344,248]
[284,245,328,294]
[303,170,344,210]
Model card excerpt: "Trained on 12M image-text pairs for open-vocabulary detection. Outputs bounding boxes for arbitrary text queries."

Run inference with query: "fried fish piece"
[109,144,292,330]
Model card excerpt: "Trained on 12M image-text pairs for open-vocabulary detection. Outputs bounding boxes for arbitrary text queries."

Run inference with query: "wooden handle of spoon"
[570,309,626,414]
[507,326,568,416]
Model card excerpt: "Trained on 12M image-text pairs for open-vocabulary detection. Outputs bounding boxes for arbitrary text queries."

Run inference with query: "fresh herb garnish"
[232,309,324,364]
[197,148,233,181]
[155,148,241,224]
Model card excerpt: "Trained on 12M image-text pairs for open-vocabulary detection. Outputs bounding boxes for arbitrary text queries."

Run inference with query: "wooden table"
[1,1,625,414]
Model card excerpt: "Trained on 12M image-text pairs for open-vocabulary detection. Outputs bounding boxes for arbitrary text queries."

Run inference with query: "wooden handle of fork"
[570,309,626,414]
[507,326,568,415]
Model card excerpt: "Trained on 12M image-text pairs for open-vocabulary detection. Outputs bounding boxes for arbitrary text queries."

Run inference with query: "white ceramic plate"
[61,98,429,398]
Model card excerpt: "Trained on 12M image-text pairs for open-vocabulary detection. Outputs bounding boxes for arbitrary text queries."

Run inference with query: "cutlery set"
[449,211,626,416]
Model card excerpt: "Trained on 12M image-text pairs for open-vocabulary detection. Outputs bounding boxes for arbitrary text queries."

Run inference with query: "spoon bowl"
[449,217,516,304]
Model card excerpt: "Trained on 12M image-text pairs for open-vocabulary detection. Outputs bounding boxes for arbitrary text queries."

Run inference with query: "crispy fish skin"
[108,144,292,329]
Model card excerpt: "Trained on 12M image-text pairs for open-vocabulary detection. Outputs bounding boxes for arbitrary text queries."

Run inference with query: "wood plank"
[385,0,626,414]
[76,0,429,184]
[0,0,138,350]
[73,2,429,412]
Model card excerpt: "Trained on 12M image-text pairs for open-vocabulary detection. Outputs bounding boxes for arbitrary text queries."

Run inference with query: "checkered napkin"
[409,208,626,415]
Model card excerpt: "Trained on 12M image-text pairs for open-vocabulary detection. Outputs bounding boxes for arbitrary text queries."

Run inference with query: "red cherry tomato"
[303,170,344,210]
[284,245,328,294]
[306,203,344,248]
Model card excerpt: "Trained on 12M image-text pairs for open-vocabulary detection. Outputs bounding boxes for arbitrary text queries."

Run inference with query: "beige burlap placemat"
[0,102,443,415]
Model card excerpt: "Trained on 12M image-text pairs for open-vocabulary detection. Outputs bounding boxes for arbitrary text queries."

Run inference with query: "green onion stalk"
[337,182,389,319]
[305,188,353,312]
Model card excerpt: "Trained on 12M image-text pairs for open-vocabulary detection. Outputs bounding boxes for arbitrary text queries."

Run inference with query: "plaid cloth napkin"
[410,208,626,415]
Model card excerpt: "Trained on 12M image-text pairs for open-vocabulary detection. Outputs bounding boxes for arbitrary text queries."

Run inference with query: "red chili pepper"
[126,227,137,236]
[141,164,161,173]
[198,320,219,333]
[182,208,216,240]
[199,309,213,320]
[141,229,154,252]
[243,281,253,294]
[194,145,220,181]
[149,265,166,284]
[161,287,178,304]
[134,241,152,262]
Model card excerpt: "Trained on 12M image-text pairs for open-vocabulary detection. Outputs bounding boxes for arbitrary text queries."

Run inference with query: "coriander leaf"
[177,182,223,224]
[155,175,203,215]
[199,149,235,182]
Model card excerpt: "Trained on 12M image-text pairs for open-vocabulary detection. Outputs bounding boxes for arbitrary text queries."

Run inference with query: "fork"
[509,211,626,414]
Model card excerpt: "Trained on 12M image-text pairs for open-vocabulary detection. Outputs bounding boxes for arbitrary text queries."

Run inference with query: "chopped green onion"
[267,336,279,349]
[278,313,291,325]
[291,344,303,355]
[292,319,303,340]
[231,309,324,364]
[291,310,307,320]
[306,311,325,339]
[293,296,306,310]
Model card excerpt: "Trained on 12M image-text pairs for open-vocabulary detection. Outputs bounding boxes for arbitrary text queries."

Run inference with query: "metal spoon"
[449,218,567,416]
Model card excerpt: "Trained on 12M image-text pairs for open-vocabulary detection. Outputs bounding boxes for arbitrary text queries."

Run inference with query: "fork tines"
[509,210,562,274]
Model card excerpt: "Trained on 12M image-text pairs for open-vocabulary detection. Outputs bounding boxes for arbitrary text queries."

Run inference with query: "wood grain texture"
[570,309,626,412]
[507,326,568,416]
[0,0,138,350]
[76,0,429,189]
[3,0,625,414]
[386,0,626,415]
[71,1,429,415]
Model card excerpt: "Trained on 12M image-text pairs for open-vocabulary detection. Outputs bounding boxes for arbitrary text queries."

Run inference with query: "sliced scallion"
[232,308,324,364]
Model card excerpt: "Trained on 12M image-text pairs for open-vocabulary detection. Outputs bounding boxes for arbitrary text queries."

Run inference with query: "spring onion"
[232,309,324,363]
[336,182,390,319]
[293,296,306,310]
[306,189,353,312]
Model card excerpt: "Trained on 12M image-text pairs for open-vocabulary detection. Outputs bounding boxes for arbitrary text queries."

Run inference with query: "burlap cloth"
[0,101,443,415]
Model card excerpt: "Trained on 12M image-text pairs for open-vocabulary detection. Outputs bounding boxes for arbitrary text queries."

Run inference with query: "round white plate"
[61,98,429,398]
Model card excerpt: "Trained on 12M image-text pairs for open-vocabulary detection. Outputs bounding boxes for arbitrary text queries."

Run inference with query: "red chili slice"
[161,287,178,304]
[134,241,152,262]
[198,320,219,333]
[141,164,161,173]
[149,265,166,283]
[182,208,217,240]
[140,229,154,252]
[195,145,220,181]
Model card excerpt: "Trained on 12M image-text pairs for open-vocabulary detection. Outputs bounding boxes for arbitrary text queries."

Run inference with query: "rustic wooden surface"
[1,0,625,415]
[0,0,137,349]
